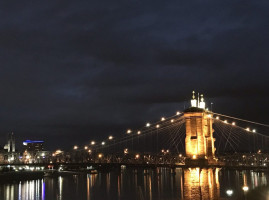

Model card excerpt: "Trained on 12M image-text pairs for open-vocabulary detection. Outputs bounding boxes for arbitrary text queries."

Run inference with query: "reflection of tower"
[183,168,220,200]
[4,132,16,152]
[184,92,216,164]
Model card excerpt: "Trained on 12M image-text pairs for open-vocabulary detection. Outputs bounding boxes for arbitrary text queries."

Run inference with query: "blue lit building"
[23,140,44,151]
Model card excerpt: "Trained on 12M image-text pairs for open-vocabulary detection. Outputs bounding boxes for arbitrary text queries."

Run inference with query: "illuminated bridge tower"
[184,92,216,165]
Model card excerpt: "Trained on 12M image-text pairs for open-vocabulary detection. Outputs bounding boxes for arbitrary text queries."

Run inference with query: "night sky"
[0,1,268,150]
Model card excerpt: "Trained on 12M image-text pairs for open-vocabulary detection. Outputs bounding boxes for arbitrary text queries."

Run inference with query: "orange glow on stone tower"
[184,92,216,164]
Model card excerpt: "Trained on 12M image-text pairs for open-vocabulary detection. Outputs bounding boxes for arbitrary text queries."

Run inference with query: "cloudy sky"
[0,1,268,150]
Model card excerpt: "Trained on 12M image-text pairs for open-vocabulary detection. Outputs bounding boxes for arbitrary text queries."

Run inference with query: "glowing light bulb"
[137,131,141,135]
[101,141,105,145]
[84,146,88,150]
[216,116,219,120]
[232,122,235,125]
[246,128,250,132]
[171,119,174,123]
[161,117,165,121]
[108,136,113,140]
[156,124,160,128]
[253,129,256,133]
[146,123,150,127]
[176,111,180,115]
[127,129,132,134]
[242,186,249,191]
[73,145,78,150]
[224,120,228,124]
[226,189,233,196]
[91,141,95,145]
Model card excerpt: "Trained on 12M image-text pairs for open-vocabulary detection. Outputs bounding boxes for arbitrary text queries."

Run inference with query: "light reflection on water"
[183,168,220,200]
[0,168,269,200]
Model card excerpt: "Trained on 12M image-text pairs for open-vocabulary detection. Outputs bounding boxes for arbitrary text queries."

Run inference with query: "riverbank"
[0,171,44,183]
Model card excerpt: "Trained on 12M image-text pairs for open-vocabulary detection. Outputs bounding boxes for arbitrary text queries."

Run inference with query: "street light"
[242,186,249,191]
[73,145,78,150]
[137,131,141,135]
[101,141,105,145]
[146,123,150,127]
[124,148,128,154]
[108,136,113,140]
[91,141,95,145]
[226,189,233,196]
[127,129,132,134]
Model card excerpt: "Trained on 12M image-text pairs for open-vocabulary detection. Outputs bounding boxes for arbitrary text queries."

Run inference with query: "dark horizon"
[0,1,268,150]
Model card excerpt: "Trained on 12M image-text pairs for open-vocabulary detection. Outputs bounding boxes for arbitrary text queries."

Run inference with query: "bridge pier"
[184,92,218,166]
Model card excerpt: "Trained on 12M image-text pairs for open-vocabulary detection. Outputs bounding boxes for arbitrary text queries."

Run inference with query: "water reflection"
[1,179,44,200]
[183,168,220,200]
[58,176,63,200]
[1,168,269,200]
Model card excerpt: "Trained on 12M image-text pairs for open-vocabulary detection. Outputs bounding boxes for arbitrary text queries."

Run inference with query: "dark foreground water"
[0,168,269,200]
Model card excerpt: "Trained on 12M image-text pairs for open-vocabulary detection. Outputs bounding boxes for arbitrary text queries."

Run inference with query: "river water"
[0,168,268,200]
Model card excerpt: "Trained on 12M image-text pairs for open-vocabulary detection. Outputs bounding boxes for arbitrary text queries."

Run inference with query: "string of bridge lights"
[72,110,269,151]
[211,114,269,138]
[93,111,185,150]
[213,112,269,128]
[72,111,184,151]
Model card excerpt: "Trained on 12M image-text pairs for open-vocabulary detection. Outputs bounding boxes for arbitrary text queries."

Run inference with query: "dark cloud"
[0,1,268,149]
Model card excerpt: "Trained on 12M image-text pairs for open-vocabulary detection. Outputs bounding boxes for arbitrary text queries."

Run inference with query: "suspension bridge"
[7,92,269,170]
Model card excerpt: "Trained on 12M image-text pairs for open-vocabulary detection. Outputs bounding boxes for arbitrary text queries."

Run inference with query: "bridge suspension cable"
[213,116,269,138]
[213,112,269,128]
[93,112,185,150]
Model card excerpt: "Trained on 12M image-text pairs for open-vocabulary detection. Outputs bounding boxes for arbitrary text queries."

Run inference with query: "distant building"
[4,132,15,152]
[23,140,44,151]
[1,133,20,163]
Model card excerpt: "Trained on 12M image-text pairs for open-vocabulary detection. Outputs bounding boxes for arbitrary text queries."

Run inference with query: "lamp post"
[108,135,113,153]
